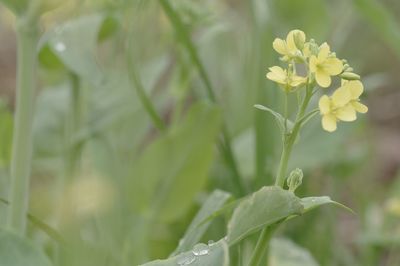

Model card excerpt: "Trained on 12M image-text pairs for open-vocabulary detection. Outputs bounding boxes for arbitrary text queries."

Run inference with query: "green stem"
[7,17,39,235]
[248,224,278,266]
[249,83,313,265]
[159,0,246,196]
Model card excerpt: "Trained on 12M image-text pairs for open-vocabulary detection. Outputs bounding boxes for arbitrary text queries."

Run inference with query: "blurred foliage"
[0,0,400,265]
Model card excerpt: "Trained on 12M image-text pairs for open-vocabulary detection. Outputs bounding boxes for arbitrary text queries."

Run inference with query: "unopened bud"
[340,72,360,80]
[287,168,303,192]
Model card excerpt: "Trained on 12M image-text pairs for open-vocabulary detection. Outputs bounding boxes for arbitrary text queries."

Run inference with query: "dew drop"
[192,243,209,256]
[54,42,66,52]
[177,253,196,265]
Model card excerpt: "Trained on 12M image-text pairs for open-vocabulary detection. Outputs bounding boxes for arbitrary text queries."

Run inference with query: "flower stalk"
[7,16,39,235]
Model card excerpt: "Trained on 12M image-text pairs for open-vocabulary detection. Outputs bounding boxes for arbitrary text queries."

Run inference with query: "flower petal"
[287,29,305,51]
[346,80,364,99]
[319,95,331,115]
[309,55,318,72]
[266,66,287,84]
[318,42,330,61]
[352,101,368,113]
[336,105,357,121]
[272,38,287,55]
[315,70,331,88]
[290,75,306,87]
[332,87,351,107]
[324,58,343,75]
[322,114,337,132]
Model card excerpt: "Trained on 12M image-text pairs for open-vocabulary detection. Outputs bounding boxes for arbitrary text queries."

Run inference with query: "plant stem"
[249,83,313,265]
[248,224,277,266]
[7,17,39,235]
[159,0,246,196]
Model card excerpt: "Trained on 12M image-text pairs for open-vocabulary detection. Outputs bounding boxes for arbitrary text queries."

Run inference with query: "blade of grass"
[126,15,166,133]
[158,0,246,196]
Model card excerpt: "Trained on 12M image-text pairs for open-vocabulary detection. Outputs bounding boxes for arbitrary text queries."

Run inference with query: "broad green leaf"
[141,240,229,266]
[227,186,303,245]
[254,104,294,134]
[300,196,354,214]
[270,238,318,266]
[172,190,231,255]
[39,15,111,85]
[127,102,221,222]
[0,229,52,266]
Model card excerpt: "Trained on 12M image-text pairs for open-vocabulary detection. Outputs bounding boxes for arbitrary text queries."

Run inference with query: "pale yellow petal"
[336,105,357,121]
[272,38,287,55]
[324,58,343,75]
[290,75,306,87]
[318,42,330,61]
[286,29,305,51]
[266,66,287,84]
[309,55,318,72]
[322,114,337,132]
[352,101,368,113]
[315,70,331,88]
[332,87,351,107]
[318,95,331,115]
[346,80,364,99]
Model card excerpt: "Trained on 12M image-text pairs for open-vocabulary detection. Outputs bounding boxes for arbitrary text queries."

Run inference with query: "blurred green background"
[0,0,400,265]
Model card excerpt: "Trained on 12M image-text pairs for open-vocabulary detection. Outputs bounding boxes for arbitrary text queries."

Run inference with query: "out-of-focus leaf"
[270,238,319,266]
[98,15,120,42]
[0,102,13,166]
[172,190,231,255]
[38,15,107,85]
[141,240,229,266]
[0,0,28,15]
[127,102,221,222]
[0,229,52,266]
[226,186,303,245]
[352,0,400,58]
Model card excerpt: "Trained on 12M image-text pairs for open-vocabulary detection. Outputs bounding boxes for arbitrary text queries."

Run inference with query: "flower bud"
[287,168,303,192]
[340,72,360,80]
[293,31,305,50]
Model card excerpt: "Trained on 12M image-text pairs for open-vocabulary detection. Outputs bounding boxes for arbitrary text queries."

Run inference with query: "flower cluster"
[266,29,368,132]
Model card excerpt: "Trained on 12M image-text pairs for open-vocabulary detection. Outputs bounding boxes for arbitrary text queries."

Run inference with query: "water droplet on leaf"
[55,42,66,52]
[192,243,209,256]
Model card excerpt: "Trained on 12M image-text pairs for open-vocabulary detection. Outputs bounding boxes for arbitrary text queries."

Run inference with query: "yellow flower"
[266,66,306,91]
[272,30,306,61]
[343,80,368,113]
[318,80,368,132]
[309,43,343,88]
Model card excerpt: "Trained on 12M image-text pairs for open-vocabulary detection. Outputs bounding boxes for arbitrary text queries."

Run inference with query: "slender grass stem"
[126,23,166,133]
[159,0,246,196]
[7,17,39,235]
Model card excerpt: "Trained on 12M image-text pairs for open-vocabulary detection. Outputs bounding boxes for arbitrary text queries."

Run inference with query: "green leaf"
[127,102,221,222]
[0,0,28,15]
[300,196,354,214]
[141,240,229,266]
[226,186,303,245]
[0,229,52,266]
[39,15,107,85]
[172,190,231,255]
[254,104,294,134]
[270,238,319,266]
